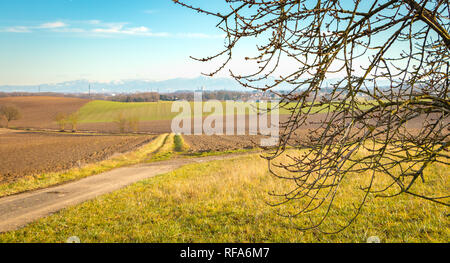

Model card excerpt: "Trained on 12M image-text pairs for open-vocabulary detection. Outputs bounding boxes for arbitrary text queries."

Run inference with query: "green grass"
[183,148,256,158]
[77,100,272,123]
[77,100,178,123]
[1,151,447,243]
[148,133,176,162]
[173,134,185,152]
[76,100,354,124]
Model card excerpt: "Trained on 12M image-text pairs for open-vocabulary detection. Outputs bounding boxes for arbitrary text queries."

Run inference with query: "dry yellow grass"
[1,149,447,243]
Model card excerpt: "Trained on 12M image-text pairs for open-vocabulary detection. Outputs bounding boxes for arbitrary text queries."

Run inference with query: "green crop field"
[76,100,359,124]
[77,100,272,123]
[77,101,178,123]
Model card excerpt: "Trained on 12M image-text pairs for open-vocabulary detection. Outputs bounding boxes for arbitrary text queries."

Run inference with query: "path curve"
[0,153,254,233]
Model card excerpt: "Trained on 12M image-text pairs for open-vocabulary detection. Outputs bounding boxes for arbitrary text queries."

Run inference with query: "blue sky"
[0,0,423,87]
[0,0,234,85]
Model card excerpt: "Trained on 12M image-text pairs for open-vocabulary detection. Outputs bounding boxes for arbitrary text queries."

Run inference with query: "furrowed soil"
[64,113,439,135]
[0,96,90,129]
[0,96,437,135]
[77,114,284,134]
[0,130,155,184]
[183,135,266,152]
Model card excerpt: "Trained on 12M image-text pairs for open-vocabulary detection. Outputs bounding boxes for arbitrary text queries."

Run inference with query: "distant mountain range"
[0,77,287,94]
[0,76,393,94]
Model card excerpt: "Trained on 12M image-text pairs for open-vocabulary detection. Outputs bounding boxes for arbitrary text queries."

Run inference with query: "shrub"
[0,105,21,128]
[55,113,68,131]
[67,113,79,132]
[114,112,128,133]
[127,116,140,133]
[174,134,185,152]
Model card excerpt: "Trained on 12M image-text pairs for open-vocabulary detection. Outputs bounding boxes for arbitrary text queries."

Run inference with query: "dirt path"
[0,153,254,233]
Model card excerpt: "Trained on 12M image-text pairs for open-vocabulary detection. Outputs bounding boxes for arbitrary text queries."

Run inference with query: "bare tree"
[67,113,79,132]
[55,113,68,131]
[115,112,128,133]
[127,116,140,133]
[0,105,21,128]
[175,0,449,232]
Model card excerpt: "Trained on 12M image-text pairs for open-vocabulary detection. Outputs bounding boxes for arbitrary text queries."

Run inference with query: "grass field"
[76,100,340,123]
[1,150,447,243]
[77,100,178,123]
[77,100,275,123]
[0,96,372,133]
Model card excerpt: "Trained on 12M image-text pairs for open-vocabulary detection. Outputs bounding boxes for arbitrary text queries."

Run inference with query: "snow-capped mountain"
[0,77,247,94]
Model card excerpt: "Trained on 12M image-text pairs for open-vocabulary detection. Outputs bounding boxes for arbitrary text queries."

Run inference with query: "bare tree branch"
[175,0,450,233]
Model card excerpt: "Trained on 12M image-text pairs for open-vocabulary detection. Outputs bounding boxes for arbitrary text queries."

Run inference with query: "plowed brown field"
[0,130,155,183]
[183,135,265,152]
[0,96,90,129]
[0,96,440,135]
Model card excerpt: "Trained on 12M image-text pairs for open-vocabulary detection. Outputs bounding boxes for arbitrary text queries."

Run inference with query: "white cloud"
[129,26,150,33]
[3,26,31,33]
[0,20,223,39]
[176,33,225,39]
[92,25,156,35]
[143,9,158,14]
[92,24,173,37]
[39,21,67,29]
[86,20,101,25]
[52,27,86,33]
[92,25,125,34]
[1,21,67,33]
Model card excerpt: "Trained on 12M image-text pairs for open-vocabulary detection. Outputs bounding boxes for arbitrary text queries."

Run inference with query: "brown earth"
[0,96,90,129]
[0,130,155,184]
[76,113,438,134]
[75,114,274,134]
[78,120,175,134]
[183,135,266,152]
[0,96,444,182]
[0,96,437,134]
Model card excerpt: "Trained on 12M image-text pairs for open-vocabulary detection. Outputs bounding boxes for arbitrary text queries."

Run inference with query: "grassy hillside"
[1,151,447,243]
[76,100,347,124]
[77,101,178,123]
[77,100,276,123]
